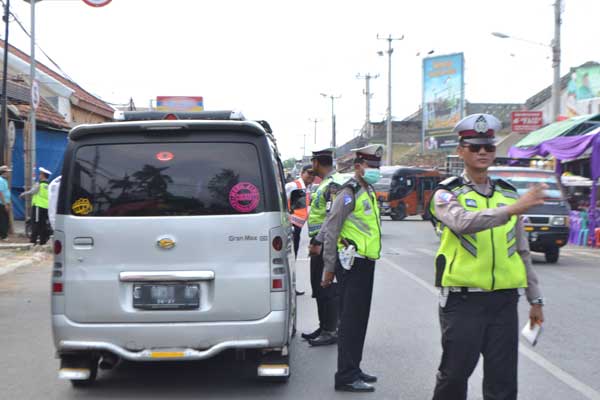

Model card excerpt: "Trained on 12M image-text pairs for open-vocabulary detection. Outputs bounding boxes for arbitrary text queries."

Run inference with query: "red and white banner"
[511,111,544,133]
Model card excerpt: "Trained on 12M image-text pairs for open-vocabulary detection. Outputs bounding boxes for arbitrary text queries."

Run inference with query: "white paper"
[521,322,543,346]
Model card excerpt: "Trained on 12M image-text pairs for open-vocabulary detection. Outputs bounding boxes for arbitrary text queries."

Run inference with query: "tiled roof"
[7,80,70,130]
[0,39,114,119]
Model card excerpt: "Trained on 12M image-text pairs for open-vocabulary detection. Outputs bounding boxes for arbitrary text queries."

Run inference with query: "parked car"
[489,166,570,263]
[52,111,295,386]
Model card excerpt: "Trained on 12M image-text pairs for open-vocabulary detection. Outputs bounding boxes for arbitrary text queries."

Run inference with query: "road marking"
[415,248,437,257]
[381,256,600,400]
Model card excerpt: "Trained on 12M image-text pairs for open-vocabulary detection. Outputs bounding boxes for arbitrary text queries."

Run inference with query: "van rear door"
[61,138,275,324]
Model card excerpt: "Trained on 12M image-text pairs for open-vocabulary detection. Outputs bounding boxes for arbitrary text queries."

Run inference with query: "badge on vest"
[465,199,478,208]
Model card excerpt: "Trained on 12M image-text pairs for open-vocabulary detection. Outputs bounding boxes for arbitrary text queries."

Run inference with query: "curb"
[0,252,49,277]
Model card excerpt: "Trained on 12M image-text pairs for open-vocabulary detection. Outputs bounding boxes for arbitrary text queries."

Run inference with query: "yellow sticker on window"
[72,198,93,215]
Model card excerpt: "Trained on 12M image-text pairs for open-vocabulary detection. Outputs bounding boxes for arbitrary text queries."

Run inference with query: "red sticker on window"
[229,182,260,213]
[156,151,174,162]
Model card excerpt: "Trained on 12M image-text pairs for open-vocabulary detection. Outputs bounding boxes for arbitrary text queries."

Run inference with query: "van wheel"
[545,247,559,264]
[391,204,406,221]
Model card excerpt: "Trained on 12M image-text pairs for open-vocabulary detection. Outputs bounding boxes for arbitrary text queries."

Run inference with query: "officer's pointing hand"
[507,183,548,216]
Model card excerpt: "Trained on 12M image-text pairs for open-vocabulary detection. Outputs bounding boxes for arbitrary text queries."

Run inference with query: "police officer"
[317,145,382,393]
[429,114,546,400]
[303,148,345,346]
[20,167,52,245]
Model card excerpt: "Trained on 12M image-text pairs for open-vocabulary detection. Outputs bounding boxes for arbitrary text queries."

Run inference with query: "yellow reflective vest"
[32,181,49,209]
[337,181,381,260]
[308,172,346,237]
[429,177,527,291]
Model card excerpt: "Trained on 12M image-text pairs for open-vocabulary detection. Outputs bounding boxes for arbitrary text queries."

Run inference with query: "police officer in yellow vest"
[303,148,346,346]
[429,114,546,400]
[20,167,52,245]
[317,145,383,393]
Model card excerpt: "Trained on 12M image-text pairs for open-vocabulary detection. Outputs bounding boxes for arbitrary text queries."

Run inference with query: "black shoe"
[295,290,305,296]
[308,331,337,346]
[301,328,321,341]
[335,379,375,392]
[359,372,377,383]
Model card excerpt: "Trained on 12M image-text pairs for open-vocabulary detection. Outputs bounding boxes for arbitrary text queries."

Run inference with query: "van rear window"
[69,142,264,216]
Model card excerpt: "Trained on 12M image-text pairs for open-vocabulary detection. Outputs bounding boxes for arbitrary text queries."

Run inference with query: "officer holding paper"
[316,145,383,393]
[428,114,546,400]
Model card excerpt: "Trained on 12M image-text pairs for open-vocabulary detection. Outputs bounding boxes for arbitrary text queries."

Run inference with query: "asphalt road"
[1,218,599,399]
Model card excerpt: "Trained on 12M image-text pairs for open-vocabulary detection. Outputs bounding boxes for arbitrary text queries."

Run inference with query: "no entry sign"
[82,0,112,7]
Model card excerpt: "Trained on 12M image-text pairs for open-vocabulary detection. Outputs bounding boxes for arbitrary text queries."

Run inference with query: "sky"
[3,0,600,160]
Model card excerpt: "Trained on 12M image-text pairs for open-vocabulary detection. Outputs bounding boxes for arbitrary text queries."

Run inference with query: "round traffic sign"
[82,0,112,7]
[31,79,40,110]
[7,121,15,149]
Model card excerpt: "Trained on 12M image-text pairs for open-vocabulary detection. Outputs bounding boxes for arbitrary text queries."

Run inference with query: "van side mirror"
[289,189,306,213]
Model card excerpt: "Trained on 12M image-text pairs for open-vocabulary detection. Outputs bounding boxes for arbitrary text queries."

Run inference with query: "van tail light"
[164,113,178,120]
[54,240,63,255]
[52,282,63,294]
[272,279,283,290]
[272,236,283,251]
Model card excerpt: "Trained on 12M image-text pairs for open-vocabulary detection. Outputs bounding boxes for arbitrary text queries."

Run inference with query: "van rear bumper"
[53,311,287,361]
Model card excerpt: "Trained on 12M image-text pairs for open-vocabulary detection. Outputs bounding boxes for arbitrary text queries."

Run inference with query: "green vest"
[308,172,346,237]
[429,177,527,291]
[32,181,49,209]
[337,181,382,260]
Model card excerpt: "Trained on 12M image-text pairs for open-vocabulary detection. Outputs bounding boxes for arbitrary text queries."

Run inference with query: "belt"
[441,287,489,294]
[353,254,377,261]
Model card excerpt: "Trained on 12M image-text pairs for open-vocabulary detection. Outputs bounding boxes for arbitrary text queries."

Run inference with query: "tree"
[283,158,297,169]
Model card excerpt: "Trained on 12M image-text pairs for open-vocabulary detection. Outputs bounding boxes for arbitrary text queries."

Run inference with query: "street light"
[320,93,340,149]
[308,117,319,144]
[491,1,561,122]
[377,34,404,166]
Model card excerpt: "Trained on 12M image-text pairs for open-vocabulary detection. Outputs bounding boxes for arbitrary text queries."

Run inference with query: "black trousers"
[292,224,302,259]
[31,206,50,245]
[335,257,375,385]
[309,250,338,332]
[0,205,8,239]
[432,289,519,400]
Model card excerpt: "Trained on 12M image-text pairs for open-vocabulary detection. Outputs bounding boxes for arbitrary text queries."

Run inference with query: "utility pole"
[320,93,341,149]
[25,0,39,220]
[308,117,319,144]
[377,34,404,166]
[356,73,379,137]
[0,0,10,166]
[551,0,562,122]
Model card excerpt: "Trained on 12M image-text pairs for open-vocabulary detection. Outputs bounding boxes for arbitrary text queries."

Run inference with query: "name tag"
[465,199,477,208]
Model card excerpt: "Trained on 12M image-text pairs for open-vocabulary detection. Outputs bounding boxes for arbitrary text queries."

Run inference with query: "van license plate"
[133,284,199,310]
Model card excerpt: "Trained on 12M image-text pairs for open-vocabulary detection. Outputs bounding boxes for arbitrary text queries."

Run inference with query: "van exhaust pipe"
[99,353,120,370]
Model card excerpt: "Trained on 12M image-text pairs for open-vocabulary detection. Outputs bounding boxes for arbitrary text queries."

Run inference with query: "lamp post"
[377,34,404,166]
[0,0,10,165]
[320,93,340,149]
[491,1,561,122]
[356,73,379,138]
[308,117,319,144]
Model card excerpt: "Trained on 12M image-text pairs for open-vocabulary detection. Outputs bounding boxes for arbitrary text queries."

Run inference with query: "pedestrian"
[48,175,62,231]
[286,165,315,295]
[428,114,546,400]
[317,144,383,393]
[303,148,345,346]
[20,167,52,245]
[0,165,12,240]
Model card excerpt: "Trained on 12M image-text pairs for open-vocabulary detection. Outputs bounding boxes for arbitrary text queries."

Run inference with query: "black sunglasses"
[461,143,496,153]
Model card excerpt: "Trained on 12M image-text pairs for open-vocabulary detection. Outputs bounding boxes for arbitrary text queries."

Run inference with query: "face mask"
[363,168,381,185]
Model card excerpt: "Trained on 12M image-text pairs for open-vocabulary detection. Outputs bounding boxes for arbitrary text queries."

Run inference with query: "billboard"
[422,53,465,150]
[156,96,204,112]
[566,65,600,117]
[511,111,544,133]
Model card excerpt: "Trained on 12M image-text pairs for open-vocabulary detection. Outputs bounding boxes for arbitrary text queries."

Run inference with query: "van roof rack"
[114,110,246,122]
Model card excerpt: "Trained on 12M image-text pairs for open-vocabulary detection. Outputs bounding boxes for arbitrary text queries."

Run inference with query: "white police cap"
[351,144,384,167]
[453,113,501,144]
[39,167,52,175]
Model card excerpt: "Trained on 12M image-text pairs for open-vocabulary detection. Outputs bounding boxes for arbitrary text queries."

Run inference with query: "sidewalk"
[1,220,51,277]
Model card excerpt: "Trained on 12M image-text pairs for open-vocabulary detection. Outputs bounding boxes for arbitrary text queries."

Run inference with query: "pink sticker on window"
[229,182,260,213]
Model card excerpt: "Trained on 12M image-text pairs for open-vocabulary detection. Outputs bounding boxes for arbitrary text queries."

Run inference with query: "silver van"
[51,111,296,386]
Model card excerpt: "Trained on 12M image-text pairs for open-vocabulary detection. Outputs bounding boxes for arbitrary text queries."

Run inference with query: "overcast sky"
[3,0,600,159]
